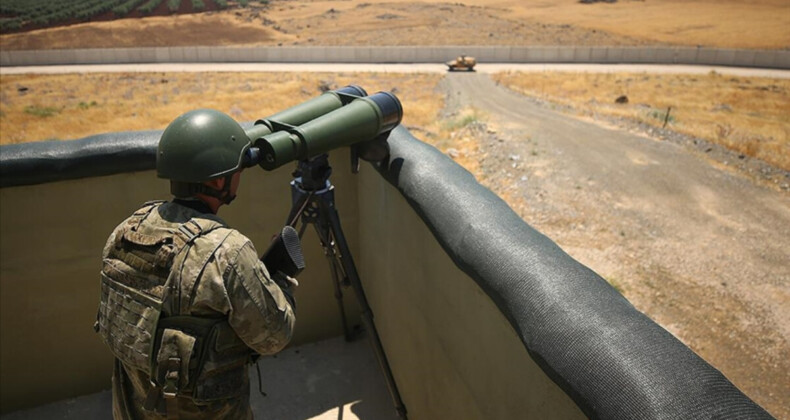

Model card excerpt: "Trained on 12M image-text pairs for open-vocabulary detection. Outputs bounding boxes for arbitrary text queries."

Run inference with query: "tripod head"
[292,154,333,193]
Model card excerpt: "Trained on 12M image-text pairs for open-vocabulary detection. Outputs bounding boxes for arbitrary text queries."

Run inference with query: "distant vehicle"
[446,55,476,71]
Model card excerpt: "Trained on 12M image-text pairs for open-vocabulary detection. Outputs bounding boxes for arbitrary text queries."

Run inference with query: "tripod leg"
[297,221,309,239]
[312,220,352,341]
[319,194,409,420]
[287,187,315,227]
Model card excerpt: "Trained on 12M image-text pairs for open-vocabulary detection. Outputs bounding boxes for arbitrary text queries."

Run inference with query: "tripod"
[285,154,408,420]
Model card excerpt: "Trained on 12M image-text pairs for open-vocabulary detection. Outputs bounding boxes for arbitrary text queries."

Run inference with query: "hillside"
[1,0,789,50]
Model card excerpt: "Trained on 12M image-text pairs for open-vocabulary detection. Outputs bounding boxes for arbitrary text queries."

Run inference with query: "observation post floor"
[1,335,400,420]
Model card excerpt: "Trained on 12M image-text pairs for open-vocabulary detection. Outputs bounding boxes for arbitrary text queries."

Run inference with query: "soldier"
[95,109,297,419]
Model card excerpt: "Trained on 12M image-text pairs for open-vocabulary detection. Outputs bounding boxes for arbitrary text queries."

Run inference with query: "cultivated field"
[0,0,231,32]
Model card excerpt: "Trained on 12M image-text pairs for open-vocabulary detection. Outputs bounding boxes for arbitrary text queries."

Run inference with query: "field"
[493,71,790,171]
[0,72,445,146]
[0,0,232,32]
[1,0,789,50]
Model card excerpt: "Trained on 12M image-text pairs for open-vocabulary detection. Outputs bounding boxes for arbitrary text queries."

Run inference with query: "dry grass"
[0,72,444,145]
[2,0,788,50]
[501,0,790,49]
[493,71,790,171]
[433,107,487,175]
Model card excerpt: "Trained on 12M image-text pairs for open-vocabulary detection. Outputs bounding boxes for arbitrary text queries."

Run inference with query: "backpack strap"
[163,217,229,316]
[125,200,166,231]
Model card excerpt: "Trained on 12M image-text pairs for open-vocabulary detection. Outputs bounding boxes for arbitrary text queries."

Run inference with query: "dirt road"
[2,63,789,79]
[441,72,790,418]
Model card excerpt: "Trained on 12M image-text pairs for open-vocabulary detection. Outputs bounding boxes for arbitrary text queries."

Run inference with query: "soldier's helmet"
[157,109,251,183]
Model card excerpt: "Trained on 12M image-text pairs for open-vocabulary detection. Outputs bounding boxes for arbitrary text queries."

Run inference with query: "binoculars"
[243,86,403,171]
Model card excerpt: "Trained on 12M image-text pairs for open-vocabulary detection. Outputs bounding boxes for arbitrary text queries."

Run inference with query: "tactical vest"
[96,201,254,408]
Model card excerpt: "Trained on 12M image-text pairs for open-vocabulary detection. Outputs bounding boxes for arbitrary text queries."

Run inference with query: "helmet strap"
[170,174,236,205]
[219,174,237,205]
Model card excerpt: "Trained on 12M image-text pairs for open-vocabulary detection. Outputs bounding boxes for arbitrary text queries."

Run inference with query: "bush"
[78,101,98,110]
[167,0,181,12]
[191,0,205,11]
[138,0,163,14]
[0,18,21,31]
[112,0,144,16]
[24,105,60,118]
[32,15,51,25]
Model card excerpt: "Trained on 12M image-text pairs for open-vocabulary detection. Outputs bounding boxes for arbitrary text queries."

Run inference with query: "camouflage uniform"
[97,200,295,419]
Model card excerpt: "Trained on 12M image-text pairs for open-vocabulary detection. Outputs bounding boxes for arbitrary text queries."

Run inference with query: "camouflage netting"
[377,127,771,419]
[0,126,772,419]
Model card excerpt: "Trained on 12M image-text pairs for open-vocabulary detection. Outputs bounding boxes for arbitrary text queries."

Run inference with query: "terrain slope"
[1,0,788,50]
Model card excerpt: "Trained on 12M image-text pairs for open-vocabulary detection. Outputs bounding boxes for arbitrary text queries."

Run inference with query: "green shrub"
[647,107,676,125]
[113,0,144,16]
[24,105,60,117]
[0,18,21,31]
[32,15,50,25]
[167,0,181,12]
[191,0,205,11]
[138,0,163,14]
[78,101,98,110]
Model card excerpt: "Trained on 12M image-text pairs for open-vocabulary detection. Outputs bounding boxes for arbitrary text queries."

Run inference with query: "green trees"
[0,18,22,31]
[167,0,181,13]
[0,0,234,32]
[138,0,163,14]
[112,0,145,16]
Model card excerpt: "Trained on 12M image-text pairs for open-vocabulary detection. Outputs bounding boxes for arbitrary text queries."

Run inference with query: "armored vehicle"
[446,55,476,71]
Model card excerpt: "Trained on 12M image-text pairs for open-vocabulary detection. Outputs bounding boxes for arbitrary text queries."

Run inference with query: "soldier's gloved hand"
[273,271,299,289]
[272,271,298,309]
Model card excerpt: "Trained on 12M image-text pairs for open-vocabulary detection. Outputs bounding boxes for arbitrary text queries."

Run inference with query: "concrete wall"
[0,148,582,419]
[0,152,362,414]
[2,46,789,69]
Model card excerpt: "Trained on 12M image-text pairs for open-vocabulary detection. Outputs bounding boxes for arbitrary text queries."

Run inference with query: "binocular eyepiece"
[243,86,403,171]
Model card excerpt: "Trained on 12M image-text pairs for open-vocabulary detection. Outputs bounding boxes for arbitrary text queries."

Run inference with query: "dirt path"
[441,73,790,419]
[2,63,789,79]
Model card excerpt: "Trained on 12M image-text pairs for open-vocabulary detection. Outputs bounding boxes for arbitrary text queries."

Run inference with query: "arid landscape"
[1,0,789,418]
[2,0,789,50]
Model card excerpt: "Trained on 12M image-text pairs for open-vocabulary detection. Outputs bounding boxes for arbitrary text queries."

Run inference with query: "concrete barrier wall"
[0,152,585,419]
[2,46,789,69]
[0,152,363,414]
[0,146,583,419]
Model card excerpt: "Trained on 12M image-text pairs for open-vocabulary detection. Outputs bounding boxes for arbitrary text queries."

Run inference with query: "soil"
[439,72,790,419]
